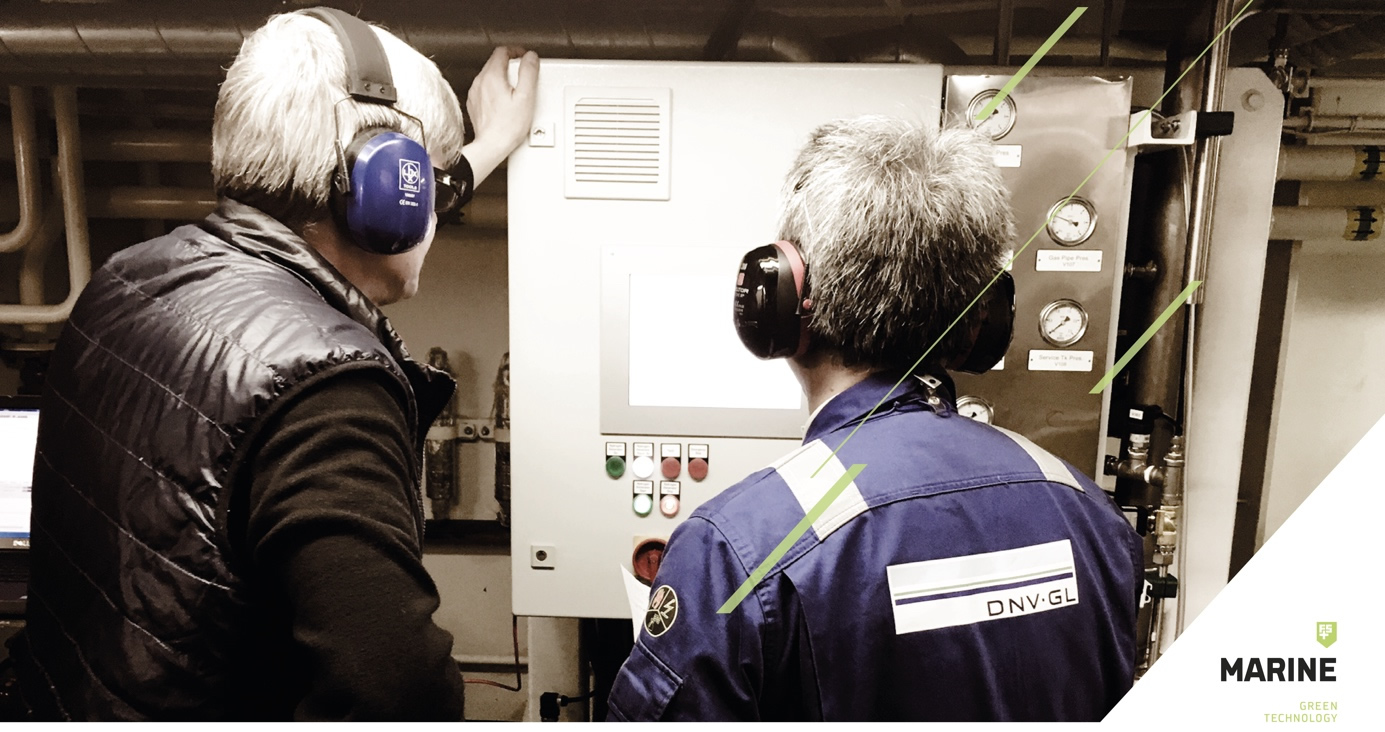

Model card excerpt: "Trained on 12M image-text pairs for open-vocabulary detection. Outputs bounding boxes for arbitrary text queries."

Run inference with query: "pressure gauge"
[966,90,1017,141]
[1039,299,1089,347]
[1046,197,1098,246]
[956,395,995,425]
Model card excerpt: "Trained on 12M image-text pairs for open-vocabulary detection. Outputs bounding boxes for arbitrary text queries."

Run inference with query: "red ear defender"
[771,241,813,359]
[733,240,813,360]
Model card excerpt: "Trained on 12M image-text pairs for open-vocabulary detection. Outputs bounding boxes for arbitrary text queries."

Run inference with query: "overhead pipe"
[1283,114,1385,135]
[1277,146,1384,181]
[0,87,92,325]
[0,1,826,84]
[1,127,211,163]
[83,130,211,163]
[0,87,42,253]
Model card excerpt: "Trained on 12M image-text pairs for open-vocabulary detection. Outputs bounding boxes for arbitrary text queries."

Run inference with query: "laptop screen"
[0,406,39,550]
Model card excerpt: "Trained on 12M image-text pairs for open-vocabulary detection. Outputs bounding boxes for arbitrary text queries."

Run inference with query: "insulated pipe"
[1296,180,1385,206]
[1132,151,1191,423]
[0,87,41,253]
[1270,205,1383,241]
[84,186,216,220]
[83,129,211,163]
[0,2,825,82]
[1277,146,1384,182]
[0,87,92,325]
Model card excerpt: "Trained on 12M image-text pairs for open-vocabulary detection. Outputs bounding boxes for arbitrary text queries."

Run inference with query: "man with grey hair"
[607,117,1142,721]
[7,8,536,720]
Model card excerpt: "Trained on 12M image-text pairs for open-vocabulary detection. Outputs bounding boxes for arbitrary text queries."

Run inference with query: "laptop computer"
[0,396,39,617]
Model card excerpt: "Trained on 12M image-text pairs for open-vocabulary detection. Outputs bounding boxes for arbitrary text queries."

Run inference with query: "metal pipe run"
[0,87,93,325]
[0,88,42,253]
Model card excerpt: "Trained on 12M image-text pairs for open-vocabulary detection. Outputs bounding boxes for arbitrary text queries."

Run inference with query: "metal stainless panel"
[945,74,1136,478]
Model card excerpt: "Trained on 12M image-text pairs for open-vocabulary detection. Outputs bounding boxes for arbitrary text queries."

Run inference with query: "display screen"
[0,409,38,548]
[627,273,802,411]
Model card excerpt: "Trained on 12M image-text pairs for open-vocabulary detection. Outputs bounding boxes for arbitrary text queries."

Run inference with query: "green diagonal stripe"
[717,463,867,614]
[1090,280,1203,395]
[809,0,1258,480]
[974,6,1087,121]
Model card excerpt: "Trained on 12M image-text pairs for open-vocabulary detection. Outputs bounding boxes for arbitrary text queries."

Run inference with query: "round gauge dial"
[966,91,1017,141]
[1046,197,1098,246]
[955,395,995,425]
[1039,299,1089,347]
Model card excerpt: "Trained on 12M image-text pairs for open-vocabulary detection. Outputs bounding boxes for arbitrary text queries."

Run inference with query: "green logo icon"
[1317,622,1337,649]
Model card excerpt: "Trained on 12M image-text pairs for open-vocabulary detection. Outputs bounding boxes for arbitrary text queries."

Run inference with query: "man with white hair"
[6,8,536,720]
[607,117,1143,721]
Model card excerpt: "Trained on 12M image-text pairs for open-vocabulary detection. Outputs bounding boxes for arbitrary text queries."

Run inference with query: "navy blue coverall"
[607,371,1143,721]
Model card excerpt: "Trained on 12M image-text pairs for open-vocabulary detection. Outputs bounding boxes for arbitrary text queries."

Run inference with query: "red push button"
[661,456,681,479]
[659,495,680,517]
[631,539,666,584]
[688,457,708,481]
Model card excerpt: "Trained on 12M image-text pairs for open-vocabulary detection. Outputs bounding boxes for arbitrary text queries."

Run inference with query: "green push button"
[632,493,654,516]
[606,455,626,479]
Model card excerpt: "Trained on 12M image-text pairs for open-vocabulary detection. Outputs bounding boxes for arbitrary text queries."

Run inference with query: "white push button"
[631,455,655,479]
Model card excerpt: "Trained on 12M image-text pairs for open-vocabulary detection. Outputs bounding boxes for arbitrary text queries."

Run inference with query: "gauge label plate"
[992,145,1022,168]
[1036,250,1102,272]
[1028,350,1094,372]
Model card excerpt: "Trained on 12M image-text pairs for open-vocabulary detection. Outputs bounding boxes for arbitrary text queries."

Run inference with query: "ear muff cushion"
[952,270,1016,374]
[339,129,434,255]
[771,240,812,359]
[734,241,809,360]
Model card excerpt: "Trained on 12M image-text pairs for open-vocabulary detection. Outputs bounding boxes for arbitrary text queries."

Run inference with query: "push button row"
[631,479,680,517]
[605,441,709,482]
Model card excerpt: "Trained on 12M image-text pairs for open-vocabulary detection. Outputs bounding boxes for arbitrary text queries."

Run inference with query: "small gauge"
[966,90,1017,141]
[956,395,995,425]
[1046,197,1098,246]
[1039,299,1089,347]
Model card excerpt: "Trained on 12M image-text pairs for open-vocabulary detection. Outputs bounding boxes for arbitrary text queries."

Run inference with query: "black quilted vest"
[6,200,455,719]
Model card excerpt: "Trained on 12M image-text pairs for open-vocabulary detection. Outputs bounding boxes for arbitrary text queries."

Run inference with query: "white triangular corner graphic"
[1105,412,1385,726]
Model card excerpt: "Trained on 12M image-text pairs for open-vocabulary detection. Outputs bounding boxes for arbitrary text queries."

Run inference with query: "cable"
[461,615,522,693]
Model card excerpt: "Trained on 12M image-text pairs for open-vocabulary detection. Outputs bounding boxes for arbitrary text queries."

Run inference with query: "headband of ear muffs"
[733,241,813,360]
[305,7,435,255]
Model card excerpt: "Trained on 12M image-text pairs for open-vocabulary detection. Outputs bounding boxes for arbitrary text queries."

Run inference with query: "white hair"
[778,116,1016,370]
[212,11,465,227]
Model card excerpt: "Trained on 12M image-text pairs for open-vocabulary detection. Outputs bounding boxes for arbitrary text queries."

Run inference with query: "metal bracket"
[1128,110,1198,152]
[426,418,501,444]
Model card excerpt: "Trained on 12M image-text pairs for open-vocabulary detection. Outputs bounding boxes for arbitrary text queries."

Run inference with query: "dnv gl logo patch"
[1317,621,1337,649]
[399,159,422,193]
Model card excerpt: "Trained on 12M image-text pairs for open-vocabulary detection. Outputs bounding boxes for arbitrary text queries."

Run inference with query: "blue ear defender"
[306,7,437,255]
[335,128,435,255]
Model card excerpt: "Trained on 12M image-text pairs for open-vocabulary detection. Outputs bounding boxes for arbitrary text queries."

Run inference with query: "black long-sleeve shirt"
[233,372,464,721]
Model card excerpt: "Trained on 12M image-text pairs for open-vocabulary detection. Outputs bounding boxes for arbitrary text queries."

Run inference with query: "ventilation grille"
[565,87,671,201]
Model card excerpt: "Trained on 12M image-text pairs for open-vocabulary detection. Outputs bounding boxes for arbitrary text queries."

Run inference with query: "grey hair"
[777,116,1016,371]
[212,11,466,228]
